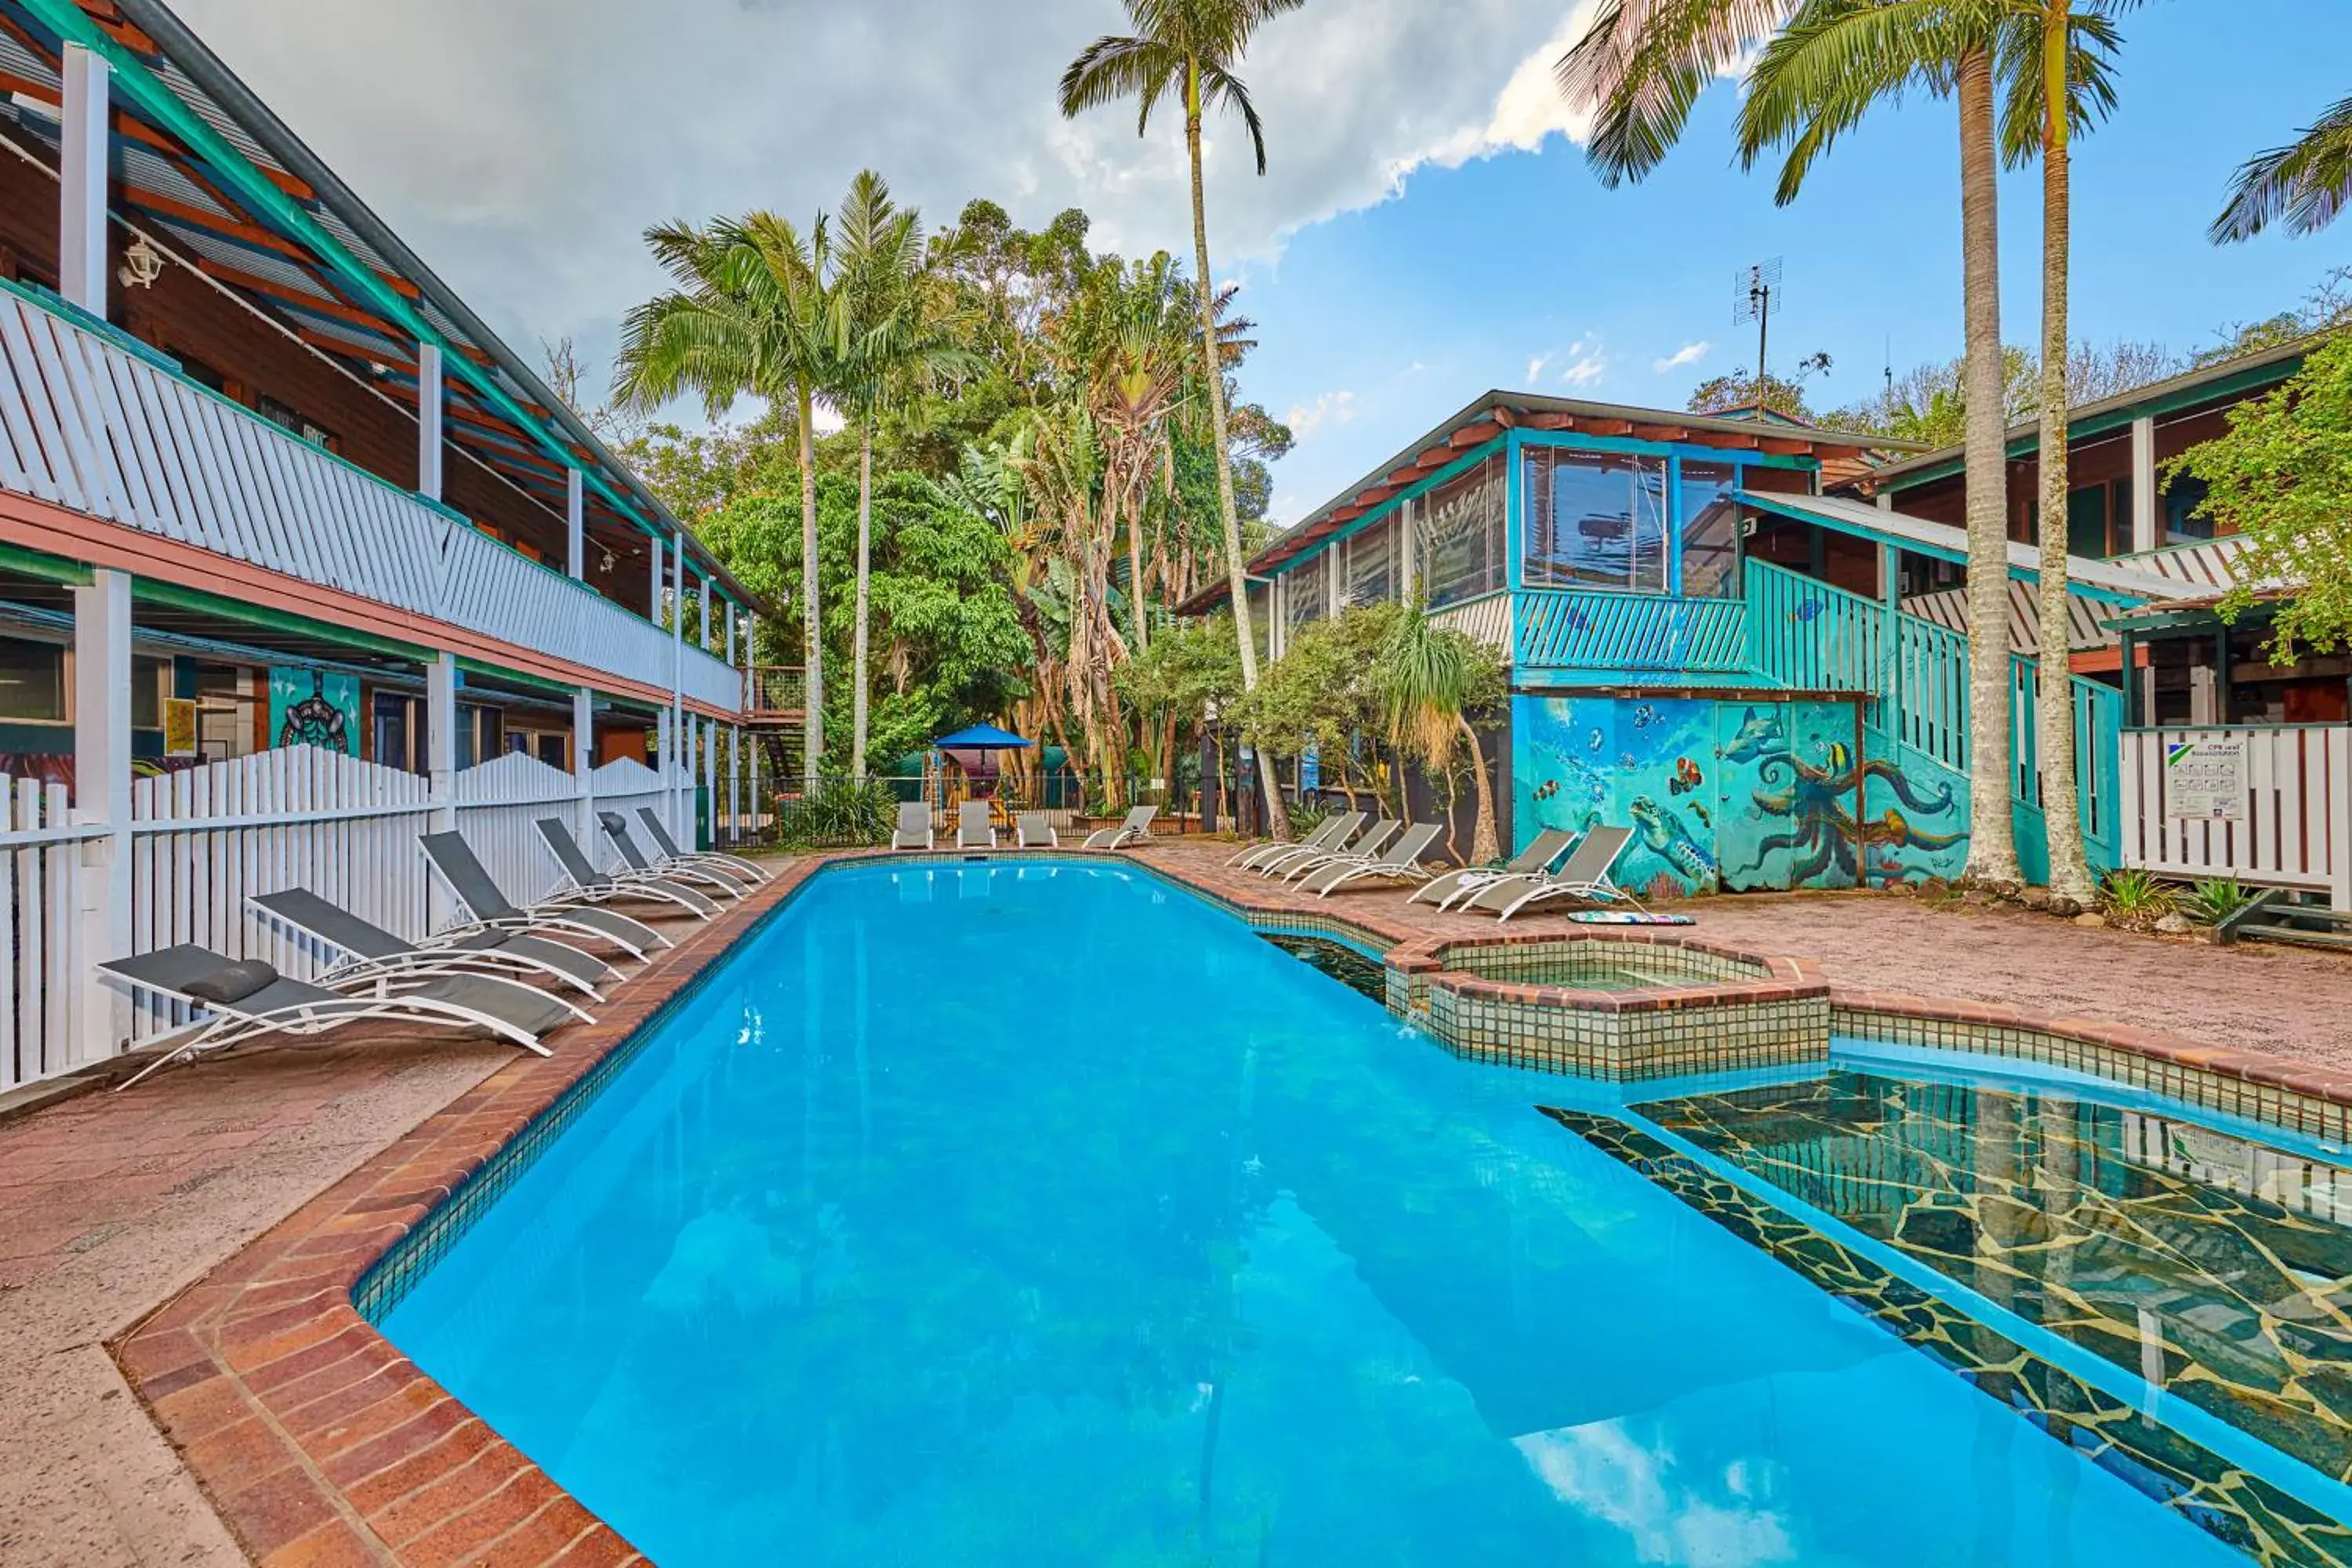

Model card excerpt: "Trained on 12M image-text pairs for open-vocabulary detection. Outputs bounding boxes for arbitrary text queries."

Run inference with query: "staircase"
[2216,890,2352,953]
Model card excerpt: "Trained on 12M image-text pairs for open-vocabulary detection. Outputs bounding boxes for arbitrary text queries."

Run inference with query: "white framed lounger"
[597,811,747,899]
[1410,827,1577,911]
[249,888,612,1000]
[535,818,721,920]
[1249,813,1367,877]
[1303,822,1446,897]
[636,807,770,884]
[419,832,670,960]
[1016,813,1059,848]
[100,944,579,1091]
[957,800,998,849]
[1083,805,1156,850]
[1275,820,1398,883]
[893,803,935,851]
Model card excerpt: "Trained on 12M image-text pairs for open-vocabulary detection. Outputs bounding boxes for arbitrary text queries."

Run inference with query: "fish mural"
[1668,757,1704,796]
[1719,707,1789,765]
[1629,795,1716,886]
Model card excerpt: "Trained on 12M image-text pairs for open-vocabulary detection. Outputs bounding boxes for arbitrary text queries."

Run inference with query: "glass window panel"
[1678,460,1742,598]
[1245,581,1273,665]
[1284,551,1328,637]
[1521,448,1668,592]
[2162,472,2216,546]
[1419,456,1504,609]
[0,637,65,721]
[1342,516,1396,608]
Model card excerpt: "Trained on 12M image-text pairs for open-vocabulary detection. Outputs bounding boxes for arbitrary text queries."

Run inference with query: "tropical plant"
[1559,0,2024,887]
[2096,866,2174,924]
[1372,604,1507,866]
[2212,90,2352,242]
[2182,877,2257,928]
[1060,0,1305,842]
[612,211,846,782]
[779,775,899,848]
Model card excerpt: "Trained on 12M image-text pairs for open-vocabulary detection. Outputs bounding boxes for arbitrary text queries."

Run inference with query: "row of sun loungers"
[1230,814,1648,920]
[98,807,768,1090]
[892,803,1157,852]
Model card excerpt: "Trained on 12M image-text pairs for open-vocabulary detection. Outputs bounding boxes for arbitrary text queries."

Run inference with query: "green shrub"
[2183,877,2257,927]
[2098,868,2176,924]
[779,777,897,848]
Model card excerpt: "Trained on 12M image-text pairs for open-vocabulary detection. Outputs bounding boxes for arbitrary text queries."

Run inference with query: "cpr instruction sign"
[2165,737,2245,820]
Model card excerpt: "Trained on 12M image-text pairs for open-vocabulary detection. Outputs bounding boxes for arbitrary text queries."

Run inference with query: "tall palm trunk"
[1127,478,1151,655]
[1187,60,1290,844]
[2035,13,2094,906]
[799,383,824,786]
[852,424,874,776]
[1958,46,2020,886]
[1456,715,1500,865]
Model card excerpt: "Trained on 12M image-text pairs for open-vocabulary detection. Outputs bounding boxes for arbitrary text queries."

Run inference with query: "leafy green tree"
[1227,606,1406,811]
[1061,0,1305,841]
[612,212,848,782]
[1686,368,1821,420]
[2212,90,2352,241]
[1374,605,1508,865]
[2170,332,2352,658]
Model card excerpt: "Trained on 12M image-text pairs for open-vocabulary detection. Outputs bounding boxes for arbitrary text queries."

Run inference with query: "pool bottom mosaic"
[1258,931,1388,1002]
[1637,1069,2352,1492]
[1544,1107,2352,1568]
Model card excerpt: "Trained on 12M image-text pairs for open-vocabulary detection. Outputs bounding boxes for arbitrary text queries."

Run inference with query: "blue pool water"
[377,861,2249,1566]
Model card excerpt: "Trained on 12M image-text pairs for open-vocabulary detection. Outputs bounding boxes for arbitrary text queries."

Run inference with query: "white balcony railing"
[0,284,740,713]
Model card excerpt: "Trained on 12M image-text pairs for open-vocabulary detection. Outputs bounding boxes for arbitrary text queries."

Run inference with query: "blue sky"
[1236,1,2352,524]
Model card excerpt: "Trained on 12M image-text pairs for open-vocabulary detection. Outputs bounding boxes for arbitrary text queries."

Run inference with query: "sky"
[172,0,2352,528]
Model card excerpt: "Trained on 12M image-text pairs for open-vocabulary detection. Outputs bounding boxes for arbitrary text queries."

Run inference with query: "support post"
[728,724,742,844]
[573,687,596,842]
[60,44,109,318]
[73,568,131,1062]
[426,654,459,927]
[416,342,445,502]
[671,529,687,838]
[2130,416,2158,554]
[724,601,736,667]
[648,535,664,622]
[700,575,714,654]
[566,467,585,580]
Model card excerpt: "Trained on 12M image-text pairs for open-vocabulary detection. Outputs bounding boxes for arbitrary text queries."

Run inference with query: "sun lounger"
[1274,819,1399,883]
[1016,812,1058,848]
[249,887,612,999]
[536,818,720,920]
[1410,827,1578,911]
[635,806,769,885]
[1301,822,1447,897]
[1247,812,1367,877]
[598,811,746,899]
[1083,805,1157,850]
[1232,811,1356,871]
[419,832,670,960]
[893,802,935,851]
[957,800,997,849]
[1465,826,1642,923]
[100,943,582,1090]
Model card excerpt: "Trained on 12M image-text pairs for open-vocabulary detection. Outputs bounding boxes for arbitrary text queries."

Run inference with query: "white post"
[73,568,131,1062]
[60,44,109,318]
[1876,490,1894,512]
[425,653,458,927]
[700,575,714,654]
[648,535,664,622]
[671,528,687,839]
[572,687,596,842]
[1399,498,1416,604]
[566,466,585,580]
[2130,416,2158,554]
[724,604,737,669]
[416,342,445,502]
[729,724,742,841]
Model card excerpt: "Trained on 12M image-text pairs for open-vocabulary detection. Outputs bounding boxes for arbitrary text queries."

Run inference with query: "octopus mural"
[1513,696,1977,895]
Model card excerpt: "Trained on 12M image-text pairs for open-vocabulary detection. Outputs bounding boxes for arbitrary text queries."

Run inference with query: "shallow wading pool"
[365,859,2309,1566]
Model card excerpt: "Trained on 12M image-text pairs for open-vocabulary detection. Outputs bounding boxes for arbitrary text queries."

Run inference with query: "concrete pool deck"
[5,842,2352,1564]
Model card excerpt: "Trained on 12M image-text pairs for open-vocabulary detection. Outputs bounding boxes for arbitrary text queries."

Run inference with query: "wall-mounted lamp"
[117,235,165,290]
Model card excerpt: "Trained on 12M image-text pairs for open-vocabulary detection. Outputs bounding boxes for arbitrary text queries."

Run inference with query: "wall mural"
[1512,695,1973,896]
[267,668,360,756]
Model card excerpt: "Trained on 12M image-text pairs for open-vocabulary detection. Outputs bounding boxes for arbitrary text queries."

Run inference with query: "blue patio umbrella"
[931,723,1035,751]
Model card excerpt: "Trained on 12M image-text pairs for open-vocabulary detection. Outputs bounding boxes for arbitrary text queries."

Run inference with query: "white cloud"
[1287,390,1359,440]
[1560,337,1609,387]
[159,1,1612,401]
[1526,353,1554,383]
[1653,340,1711,372]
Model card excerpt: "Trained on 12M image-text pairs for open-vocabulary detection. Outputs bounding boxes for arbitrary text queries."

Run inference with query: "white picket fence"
[1,775,97,1092]
[2118,725,2352,908]
[109,745,688,1051]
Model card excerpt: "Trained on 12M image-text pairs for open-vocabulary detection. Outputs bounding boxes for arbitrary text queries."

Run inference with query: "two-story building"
[0,0,777,1087]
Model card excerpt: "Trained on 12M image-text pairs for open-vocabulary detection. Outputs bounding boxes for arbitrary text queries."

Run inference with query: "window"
[372,692,415,772]
[132,656,165,730]
[1678,460,1743,598]
[1418,456,1504,608]
[1521,447,1667,593]
[1341,515,1397,608]
[1283,551,1329,637]
[2163,472,2216,546]
[0,637,65,722]
[256,394,339,454]
[1245,581,1273,665]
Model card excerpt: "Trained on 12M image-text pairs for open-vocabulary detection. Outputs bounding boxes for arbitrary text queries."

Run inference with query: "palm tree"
[2212,91,2352,241]
[2001,4,2128,908]
[613,212,844,785]
[1375,606,1501,866]
[1060,0,1303,840]
[835,170,979,772]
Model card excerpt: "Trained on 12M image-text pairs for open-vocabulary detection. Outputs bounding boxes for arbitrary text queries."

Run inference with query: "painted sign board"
[269,667,361,756]
[2165,737,2245,820]
[162,697,198,757]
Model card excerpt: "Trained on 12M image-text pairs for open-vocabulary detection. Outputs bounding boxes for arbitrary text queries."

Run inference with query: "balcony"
[0,284,741,713]
[1512,587,1751,684]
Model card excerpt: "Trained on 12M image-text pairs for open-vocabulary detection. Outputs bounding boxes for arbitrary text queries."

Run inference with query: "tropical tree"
[1060,0,1305,840]
[613,212,844,783]
[836,169,979,772]
[1374,605,1507,866]
[2212,91,2352,242]
[2000,2,2128,907]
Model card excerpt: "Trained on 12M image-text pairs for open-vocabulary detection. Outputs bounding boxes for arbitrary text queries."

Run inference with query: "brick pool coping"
[109,844,2352,1565]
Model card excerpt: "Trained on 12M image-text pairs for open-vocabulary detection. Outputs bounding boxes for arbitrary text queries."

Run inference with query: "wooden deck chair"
[1302,822,1447,897]
[249,888,612,1000]
[100,944,582,1091]
[419,832,669,960]
[1410,827,1578,910]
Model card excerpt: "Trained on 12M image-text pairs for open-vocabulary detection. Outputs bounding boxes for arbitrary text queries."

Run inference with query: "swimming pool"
[370,859,2281,1565]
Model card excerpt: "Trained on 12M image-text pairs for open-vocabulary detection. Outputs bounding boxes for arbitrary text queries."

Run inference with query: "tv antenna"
[1733,258,1782,393]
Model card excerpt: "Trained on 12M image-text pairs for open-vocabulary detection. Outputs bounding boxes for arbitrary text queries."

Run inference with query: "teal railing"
[1744,561,1891,693]
[2009,655,2123,876]
[1515,589,1748,677]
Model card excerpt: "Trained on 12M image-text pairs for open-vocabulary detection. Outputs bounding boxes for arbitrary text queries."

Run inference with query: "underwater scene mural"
[1511,696,1976,895]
